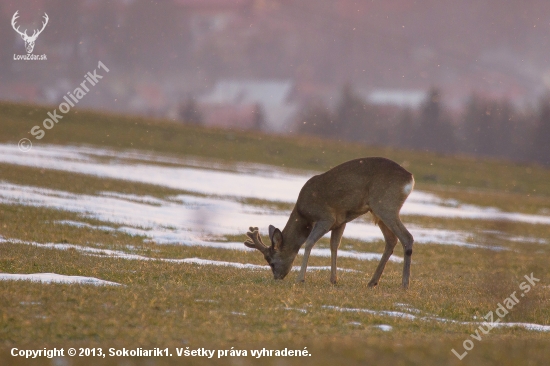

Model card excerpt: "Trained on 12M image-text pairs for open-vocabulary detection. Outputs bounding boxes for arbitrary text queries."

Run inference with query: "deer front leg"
[296,220,334,283]
[329,223,346,284]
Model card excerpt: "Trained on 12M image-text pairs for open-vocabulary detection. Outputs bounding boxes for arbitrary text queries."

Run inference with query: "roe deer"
[244,157,415,288]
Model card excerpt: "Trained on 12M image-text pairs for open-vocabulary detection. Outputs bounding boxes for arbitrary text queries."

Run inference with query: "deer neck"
[281,208,312,256]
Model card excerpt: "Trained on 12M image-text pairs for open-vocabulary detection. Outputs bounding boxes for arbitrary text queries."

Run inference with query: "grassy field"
[1,101,550,365]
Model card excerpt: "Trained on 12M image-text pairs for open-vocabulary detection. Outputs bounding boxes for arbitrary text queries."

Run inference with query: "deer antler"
[11,11,27,38]
[244,226,269,254]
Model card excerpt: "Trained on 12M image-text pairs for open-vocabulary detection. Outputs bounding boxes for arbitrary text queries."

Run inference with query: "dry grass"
[1,102,550,365]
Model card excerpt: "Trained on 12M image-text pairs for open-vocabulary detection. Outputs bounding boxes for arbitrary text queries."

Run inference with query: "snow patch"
[323,306,550,332]
[373,324,393,331]
[0,183,496,252]
[0,236,358,272]
[1,143,550,225]
[0,273,120,286]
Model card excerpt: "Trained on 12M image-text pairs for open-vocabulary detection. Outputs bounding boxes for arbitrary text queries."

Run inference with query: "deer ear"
[268,225,276,242]
[271,228,283,251]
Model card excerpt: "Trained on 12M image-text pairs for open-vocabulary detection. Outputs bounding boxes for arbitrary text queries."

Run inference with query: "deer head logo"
[11,11,49,54]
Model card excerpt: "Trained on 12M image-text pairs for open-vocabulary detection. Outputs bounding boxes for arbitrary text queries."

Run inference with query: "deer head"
[11,11,49,54]
[244,226,294,280]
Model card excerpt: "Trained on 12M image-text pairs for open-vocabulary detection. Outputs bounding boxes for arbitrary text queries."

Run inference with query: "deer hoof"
[367,281,377,288]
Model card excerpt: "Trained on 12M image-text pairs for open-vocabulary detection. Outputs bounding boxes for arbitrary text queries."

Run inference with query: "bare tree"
[532,98,550,166]
[298,100,336,137]
[414,88,455,154]
[179,98,203,125]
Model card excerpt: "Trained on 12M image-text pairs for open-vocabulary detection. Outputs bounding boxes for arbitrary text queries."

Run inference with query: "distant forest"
[297,86,550,167]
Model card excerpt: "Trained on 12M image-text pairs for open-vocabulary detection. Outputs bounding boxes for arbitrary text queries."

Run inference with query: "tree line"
[298,86,550,166]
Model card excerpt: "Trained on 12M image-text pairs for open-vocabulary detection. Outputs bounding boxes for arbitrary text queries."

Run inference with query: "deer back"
[294,157,413,225]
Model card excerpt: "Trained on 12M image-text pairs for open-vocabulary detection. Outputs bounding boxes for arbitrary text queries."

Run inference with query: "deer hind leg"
[386,218,414,289]
[368,220,398,288]
[329,223,346,284]
[296,219,334,283]
[371,209,414,289]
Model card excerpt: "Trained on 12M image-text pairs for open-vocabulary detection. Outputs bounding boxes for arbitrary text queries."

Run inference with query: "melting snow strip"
[0,237,358,272]
[0,181,498,252]
[283,307,308,314]
[322,306,550,332]
[2,143,550,225]
[0,273,120,286]
[393,303,424,314]
[0,183,503,252]
[56,219,407,262]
